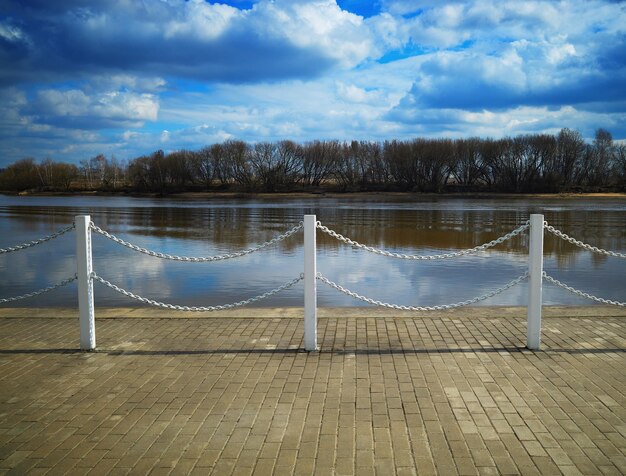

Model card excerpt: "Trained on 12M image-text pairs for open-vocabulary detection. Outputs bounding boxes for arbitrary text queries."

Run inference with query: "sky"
[0,0,625,166]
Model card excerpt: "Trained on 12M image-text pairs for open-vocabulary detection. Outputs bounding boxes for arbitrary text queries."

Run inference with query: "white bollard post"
[304,215,318,351]
[527,214,544,350]
[76,215,96,350]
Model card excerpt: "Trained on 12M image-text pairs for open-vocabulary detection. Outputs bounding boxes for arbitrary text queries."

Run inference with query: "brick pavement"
[0,307,625,475]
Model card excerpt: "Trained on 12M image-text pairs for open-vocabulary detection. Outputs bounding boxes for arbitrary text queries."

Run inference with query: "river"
[1,194,625,308]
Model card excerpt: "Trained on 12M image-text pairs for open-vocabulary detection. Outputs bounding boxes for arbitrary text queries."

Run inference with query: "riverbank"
[4,189,626,201]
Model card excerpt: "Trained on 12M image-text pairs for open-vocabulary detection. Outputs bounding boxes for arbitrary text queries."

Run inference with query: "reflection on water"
[1,194,625,307]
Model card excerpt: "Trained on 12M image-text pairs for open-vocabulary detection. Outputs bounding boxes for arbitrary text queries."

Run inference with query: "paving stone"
[0,307,625,474]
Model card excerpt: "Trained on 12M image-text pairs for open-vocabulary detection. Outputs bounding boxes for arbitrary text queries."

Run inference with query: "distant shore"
[4,190,626,200]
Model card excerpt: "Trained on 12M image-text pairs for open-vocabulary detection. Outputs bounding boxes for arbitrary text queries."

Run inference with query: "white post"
[304,215,318,351]
[527,214,544,350]
[76,215,96,350]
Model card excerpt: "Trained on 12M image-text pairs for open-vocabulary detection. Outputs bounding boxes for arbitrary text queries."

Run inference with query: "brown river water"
[1,194,625,308]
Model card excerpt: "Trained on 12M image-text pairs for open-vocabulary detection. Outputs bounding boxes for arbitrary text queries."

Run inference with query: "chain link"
[316,221,529,260]
[91,272,303,311]
[0,275,78,303]
[0,224,75,254]
[316,271,528,311]
[542,272,626,307]
[89,222,303,261]
[544,222,626,258]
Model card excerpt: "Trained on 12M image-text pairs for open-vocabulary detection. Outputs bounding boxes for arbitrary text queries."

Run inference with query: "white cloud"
[90,75,167,93]
[365,12,407,51]
[0,22,28,43]
[5,0,385,86]
[156,70,404,143]
[336,82,374,103]
[247,0,377,68]
[388,104,626,140]
[164,1,240,40]
[545,42,577,65]
[32,89,159,127]
[0,0,625,165]
[115,124,233,157]
[0,87,27,129]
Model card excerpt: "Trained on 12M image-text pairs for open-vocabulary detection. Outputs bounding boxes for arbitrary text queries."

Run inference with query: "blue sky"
[1,0,625,166]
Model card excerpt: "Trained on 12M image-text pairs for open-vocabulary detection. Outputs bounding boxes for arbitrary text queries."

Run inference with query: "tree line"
[1,128,625,194]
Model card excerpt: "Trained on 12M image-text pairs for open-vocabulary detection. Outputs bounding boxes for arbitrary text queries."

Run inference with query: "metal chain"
[0,275,78,303]
[89,221,304,261]
[0,224,75,254]
[542,273,626,307]
[91,272,304,311]
[316,221,529,260]
[316,271,529,311]
[544,222,626,258]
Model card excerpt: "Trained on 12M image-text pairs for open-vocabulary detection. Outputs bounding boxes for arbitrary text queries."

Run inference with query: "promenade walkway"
[0,307,625,475]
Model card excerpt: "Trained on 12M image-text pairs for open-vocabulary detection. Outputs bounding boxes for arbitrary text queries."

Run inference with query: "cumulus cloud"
[248,0,375,67]
[89,75,167,93]
[29,89,159,129]
[0,0,380,86]
[388,47,625,126]
[390,103,626,140]
[387,0,626,131]
[163,2,240,40]
[0,0,625,165]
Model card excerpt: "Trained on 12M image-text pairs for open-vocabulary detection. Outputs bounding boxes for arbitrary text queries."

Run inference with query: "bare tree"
[190,147,213,189]
[248,141,300,191]
[0,158,40,191]
[206,143,231,186]
[127,155,151,191]
[614,143,626,190]
[275,140,301,189]
[384,140,415,190]
[412,138,455,192]
[300,140,339,187]
[223,140,254,189]
[361,141,388,187]
[547,128,588,190]
[6,128,625,195]
[37,159,55,188]
[335,141,362,190]
[528,134,557,191]
[163,150,194,188]
[452,138,487,188]
[37,159,79,190]
[54,163,79,191]
[486,136,548,192]
[103,157,126,189]
[336,141,387,188]
[588,128,615,187]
